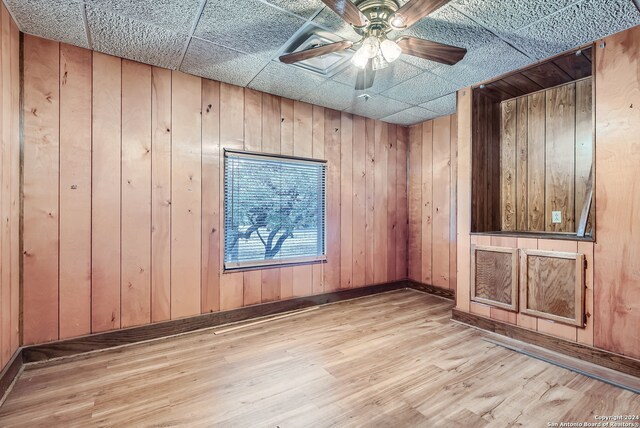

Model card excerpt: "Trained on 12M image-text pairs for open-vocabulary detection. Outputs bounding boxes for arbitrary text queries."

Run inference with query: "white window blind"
[224,150,327,270]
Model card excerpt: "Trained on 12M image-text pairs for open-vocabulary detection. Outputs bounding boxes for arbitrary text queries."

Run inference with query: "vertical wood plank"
[516,238,538,330]
[151,67,172,322]
[121,60,152,328]
[340,113,353,288]
[311,104,324,294]
[201,79,221,313]
[407,124,422,282]
[279,98,294,299]
[171,71,202,318]
[261,94,282,301]
[324,109,341,291]
[242,89,262,305]
[58,44,92,339]
[470,303,491,317]
[594,28,640,359]
[396,126,408,281]
[490,307,517,324]
[387,124,397,281]
[374,121,388,283]
[516,97,528,231]
[527,92,545,231]
[575,78,593,230]
[9,16,19,352]
[456,89,472,311]
[545,83,575,232]
[292,101,313,296]
[500,100,517,231]
[22,36,60,345]
[352,116,366,287]
[421,121,433,285]
[91,52,121,333]
[0,6,9,360]
[432,116,451,289]
[219,83,244,310]
[448,114,458,290]
[364,118,375,285]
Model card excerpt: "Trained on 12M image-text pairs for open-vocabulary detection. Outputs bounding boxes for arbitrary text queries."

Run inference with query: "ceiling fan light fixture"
[389,14,406,29]
[380,39,402,62]
[361,36,380,58]
[351,47,370,69]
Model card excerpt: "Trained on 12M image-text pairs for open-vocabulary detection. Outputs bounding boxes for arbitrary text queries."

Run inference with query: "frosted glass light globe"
[351,48,369,69]
[372,51,389,71]
[380,39,402,62]
[361,36,380,59]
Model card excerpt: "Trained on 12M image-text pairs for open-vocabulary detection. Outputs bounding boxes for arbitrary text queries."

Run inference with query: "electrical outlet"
[552,211,562,224]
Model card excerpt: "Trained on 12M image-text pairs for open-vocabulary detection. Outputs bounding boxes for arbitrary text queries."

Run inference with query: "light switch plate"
[552,211,562,224]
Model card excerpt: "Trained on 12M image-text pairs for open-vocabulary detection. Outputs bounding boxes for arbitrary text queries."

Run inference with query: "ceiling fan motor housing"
[354,0,400,36]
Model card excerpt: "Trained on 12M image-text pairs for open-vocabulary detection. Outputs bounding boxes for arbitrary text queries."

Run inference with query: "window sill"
[223,258,327,274]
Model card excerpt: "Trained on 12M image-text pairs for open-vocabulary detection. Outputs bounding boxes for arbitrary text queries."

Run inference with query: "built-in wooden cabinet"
[520,249,585,327]
[471,45,594,240]
[470,246,586,327]
[470,245,518,311]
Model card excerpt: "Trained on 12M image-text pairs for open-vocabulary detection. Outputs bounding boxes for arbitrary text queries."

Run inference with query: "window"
[224,150,327,270]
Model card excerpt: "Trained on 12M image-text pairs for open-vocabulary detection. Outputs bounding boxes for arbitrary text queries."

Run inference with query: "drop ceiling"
[6,0,640,125]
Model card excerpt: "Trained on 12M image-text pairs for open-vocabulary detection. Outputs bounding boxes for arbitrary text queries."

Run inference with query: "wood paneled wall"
[593,26,640,359]
[21,35,409,345]
[457,25,640,360]
[500,79,593,233]
[0,5,19,370]
[407,115,457,291]
[471,92,501,232]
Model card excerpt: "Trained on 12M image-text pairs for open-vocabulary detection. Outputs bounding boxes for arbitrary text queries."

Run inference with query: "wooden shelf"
[470,231,594,242]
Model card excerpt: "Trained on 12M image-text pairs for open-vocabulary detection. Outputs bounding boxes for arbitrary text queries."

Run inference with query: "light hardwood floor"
[1,290,639,427]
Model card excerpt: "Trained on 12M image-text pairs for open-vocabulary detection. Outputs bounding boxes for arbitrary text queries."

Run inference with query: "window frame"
[222,149,328,272]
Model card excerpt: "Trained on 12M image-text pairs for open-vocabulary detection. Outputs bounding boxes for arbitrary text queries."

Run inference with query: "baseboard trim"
[406,280,455,300]
[0,349,23,404]
[452,308,640,378]
[22,281,409,364]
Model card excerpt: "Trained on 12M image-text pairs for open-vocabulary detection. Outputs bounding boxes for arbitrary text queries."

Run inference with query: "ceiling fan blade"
[392,0,451,29]
[355,61,375,90]
[320,0,368,27]
[397,36,467,65]
[279,41,353,64]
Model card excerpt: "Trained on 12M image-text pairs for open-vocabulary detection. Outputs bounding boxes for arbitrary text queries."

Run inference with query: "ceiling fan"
[279,0,467,90]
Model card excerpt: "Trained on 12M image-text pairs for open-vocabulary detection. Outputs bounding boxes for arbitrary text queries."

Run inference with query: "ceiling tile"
[312,7,361,42]
[181,38,270,87]
[404,4,501,50]
[382,106,440,126]
[6,0,88,48]
[262,0,324,19]
[332,59,423,94]
[85,0,201,33]
[301,79,363,111]
[194,0,306,56]
[381,71,459,105]
[87,7,187,69]
[248,61,326,101]
[426,40,534,87]
[343,94,412,120]
[420,93,457,115]
[508,0,640,59]
[450,0,577,32]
